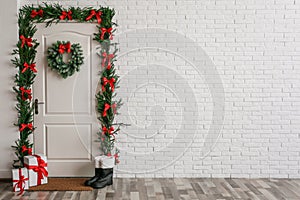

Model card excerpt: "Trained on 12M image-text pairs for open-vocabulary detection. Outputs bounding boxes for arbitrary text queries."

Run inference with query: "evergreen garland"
[12,3,121,168]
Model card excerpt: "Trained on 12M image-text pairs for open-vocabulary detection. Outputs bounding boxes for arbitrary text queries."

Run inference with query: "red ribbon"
[102,103,117,116]
[86,10,102,24]
[102,85,106,92]
[101,52,114,70]
[30,9,43,18]
[102,103,111,117]
[102,77,116,92]
[114,153,120,164]
[100,27,113,40]
[102,126,115,141]
[60,10,72,20]
[19,123,33,132]
[58,42,71,54]
[102,126,114,135]
[22,62,37,73]
[13,168,28,195]
[24,155,48,185]
[20,87,32,101]
[21,145,32,155]
[19,35,32,48]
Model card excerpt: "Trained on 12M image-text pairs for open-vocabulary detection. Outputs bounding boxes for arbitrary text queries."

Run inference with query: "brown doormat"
[28,178,93,191]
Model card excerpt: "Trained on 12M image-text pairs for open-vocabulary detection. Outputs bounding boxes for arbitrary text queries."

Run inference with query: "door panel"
[44,32,91,114]
[46,124,91,160]
[33,23,99,177]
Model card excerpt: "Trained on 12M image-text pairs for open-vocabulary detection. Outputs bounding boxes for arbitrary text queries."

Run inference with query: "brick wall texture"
[20,0,300,178]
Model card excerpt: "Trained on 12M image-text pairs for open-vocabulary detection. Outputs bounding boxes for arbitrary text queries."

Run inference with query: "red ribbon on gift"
[21,145,32,155]
[86,10,102,24]
[24,155,48,185]
[30,9,43,18]
[58,42,71,54]
[101,52,114,70]
[100,27,113,40]
[22,62,37,73]
[19,123,33,132]
[20,87,32,101]
[13,168,28,195]
[102,77,116,92]
[60,10,72,20]
[102,103,111,117]
[19,35,33,48]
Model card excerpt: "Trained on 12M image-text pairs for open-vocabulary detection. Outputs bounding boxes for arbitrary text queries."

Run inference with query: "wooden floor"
[1,178,300,200]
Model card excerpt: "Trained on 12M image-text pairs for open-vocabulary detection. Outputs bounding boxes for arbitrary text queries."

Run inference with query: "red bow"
[60,10,72,20]
[86,10,102,24]
[19,35,32,48]
[107,152,112,157]
[13,168,28,195]
[24,155,48,185]
[102,126,114,135]
[19,123,33,132]
[100,27,113,40]
[58,42,71,54]
[30,9,43,18]
[20,87,32,101]
[101,52,114,70]
[102,77,116,92]
[21,145,32,155]
[22,62,37,73]
[102,103,111,117]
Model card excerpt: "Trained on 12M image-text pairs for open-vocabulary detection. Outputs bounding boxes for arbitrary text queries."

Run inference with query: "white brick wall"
[20,0,300,178]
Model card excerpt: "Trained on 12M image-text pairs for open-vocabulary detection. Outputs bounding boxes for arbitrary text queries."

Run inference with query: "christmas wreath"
[47,41,84,78]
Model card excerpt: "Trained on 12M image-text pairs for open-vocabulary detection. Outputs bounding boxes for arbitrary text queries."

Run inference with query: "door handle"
[34,99,44,115]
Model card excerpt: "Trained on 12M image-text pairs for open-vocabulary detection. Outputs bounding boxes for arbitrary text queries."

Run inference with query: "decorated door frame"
[12,4,121,169]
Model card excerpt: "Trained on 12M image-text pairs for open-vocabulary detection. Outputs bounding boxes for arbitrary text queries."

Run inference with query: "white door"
[33,23,99,177]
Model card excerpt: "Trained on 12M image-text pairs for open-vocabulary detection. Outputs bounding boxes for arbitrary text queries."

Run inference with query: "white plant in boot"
[95,155,115,169]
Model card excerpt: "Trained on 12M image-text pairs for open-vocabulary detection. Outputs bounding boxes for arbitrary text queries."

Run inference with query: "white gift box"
[24,154,48,187]
[12,168,29,194]
[95,155,115,169]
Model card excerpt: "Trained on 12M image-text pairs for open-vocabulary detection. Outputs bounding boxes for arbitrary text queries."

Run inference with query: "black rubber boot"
[84,168,103,186]
[91,168,113,189]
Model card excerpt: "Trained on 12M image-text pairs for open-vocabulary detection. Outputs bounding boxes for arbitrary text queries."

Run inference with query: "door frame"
[12,5,119,174]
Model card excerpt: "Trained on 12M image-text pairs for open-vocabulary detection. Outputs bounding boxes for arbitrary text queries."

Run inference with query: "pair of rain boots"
[85,168,113,189]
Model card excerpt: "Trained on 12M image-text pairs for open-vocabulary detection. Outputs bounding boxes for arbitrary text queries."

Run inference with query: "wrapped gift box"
[24,154,48,187]
[12,168,29,194]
